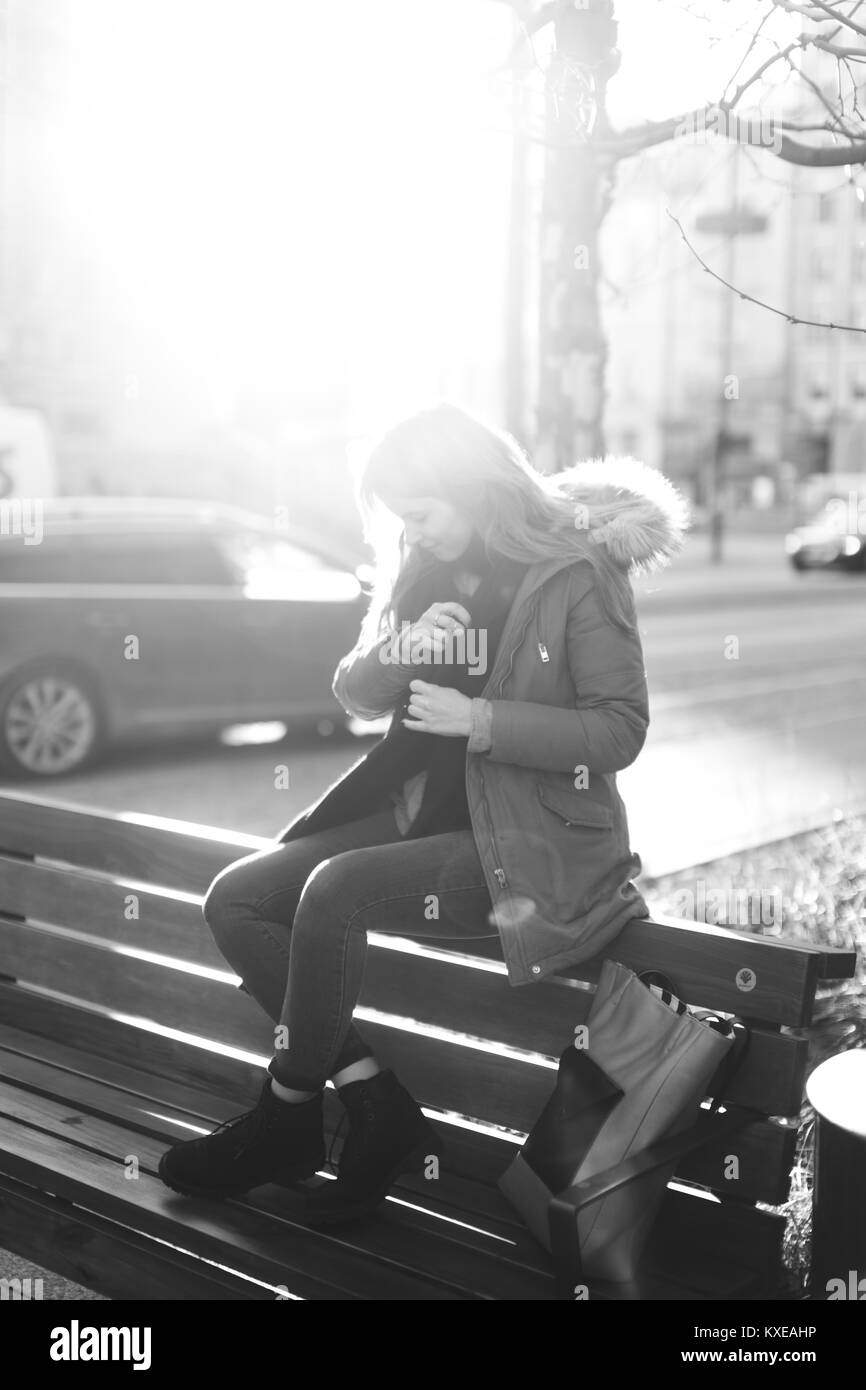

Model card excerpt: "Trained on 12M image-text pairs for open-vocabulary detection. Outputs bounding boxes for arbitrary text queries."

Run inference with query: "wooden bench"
[0,789,858,1301]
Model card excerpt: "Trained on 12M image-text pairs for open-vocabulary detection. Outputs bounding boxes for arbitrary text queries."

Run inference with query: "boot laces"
[206,1087,272,1157]
[324,1111,347,1176]
[207,1100,269,1156]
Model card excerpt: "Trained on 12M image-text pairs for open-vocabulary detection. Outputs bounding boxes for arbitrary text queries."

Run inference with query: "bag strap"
[704,1018,751,1112]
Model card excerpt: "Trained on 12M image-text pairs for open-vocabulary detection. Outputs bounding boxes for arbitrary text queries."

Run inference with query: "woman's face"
[377,490,475,563]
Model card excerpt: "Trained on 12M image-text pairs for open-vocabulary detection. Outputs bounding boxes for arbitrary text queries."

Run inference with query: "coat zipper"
[495,590,542,699]
[478,590,543,896]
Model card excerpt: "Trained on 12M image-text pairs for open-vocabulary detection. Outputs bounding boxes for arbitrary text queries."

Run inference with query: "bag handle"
[638,970,752,1112]
[637,969,687,1013]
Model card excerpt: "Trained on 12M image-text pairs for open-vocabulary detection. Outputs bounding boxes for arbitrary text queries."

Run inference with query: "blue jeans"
[202,805,500,1091]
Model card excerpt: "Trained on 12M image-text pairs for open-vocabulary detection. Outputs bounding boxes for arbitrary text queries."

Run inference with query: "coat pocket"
[536,782,615,829]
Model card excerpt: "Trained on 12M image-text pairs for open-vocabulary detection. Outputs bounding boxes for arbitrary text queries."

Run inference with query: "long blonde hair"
[351,402,638,646]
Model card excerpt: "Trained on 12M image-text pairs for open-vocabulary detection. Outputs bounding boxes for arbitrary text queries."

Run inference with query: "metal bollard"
[805,1049,866,1300]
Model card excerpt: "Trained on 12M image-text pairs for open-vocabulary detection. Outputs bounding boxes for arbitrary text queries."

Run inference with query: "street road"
[3,559,863,877]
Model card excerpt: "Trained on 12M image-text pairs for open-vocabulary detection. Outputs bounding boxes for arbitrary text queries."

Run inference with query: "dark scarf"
[277,535,528,845]
[383,534,528,839]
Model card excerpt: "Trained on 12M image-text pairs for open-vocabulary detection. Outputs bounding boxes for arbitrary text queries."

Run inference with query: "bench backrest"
[0,791,856,1291]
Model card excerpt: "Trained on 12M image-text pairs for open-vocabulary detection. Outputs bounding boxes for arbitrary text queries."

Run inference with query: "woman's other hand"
[402,679,473,736]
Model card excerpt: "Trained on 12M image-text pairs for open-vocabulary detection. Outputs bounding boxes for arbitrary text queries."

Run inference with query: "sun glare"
[39,0,512,424]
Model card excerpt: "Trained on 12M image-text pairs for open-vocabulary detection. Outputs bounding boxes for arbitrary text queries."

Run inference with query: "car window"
[0,536,81,582]
[0,532,234,584]
[222,533,328,578]
[220,531,360,601]
[74,534,233,584]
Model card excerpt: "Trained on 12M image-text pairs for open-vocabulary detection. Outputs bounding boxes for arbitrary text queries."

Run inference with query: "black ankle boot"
[302,1070,443,1226]
[158,1076,325,1198]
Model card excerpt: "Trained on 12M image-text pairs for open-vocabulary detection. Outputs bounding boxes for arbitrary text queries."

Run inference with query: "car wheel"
[789,555,808,572]
[0,665,105,778]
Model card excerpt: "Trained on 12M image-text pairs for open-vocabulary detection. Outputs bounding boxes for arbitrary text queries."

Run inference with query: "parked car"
[784,497,866,572]
[0,497,370,777]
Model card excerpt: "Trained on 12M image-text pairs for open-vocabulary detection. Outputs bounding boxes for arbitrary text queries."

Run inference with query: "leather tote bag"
[498,958,748,1285]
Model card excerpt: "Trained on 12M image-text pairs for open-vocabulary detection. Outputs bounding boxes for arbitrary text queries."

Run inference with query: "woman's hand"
[401,602,471,663]
[402,680,473,737]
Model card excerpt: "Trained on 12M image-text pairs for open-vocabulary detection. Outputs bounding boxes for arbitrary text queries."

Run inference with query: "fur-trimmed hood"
[556,456,691,577]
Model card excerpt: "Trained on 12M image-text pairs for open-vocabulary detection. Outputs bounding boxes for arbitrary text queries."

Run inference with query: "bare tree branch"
[772,0,866,37]
[720,8,776,104]
[600,103,866,164]
[785,49,866,136]
[844,56,866,112]
[813,37,866,55]
[805,0,866,39]
[724,38,807,107]
[666,208,866,333]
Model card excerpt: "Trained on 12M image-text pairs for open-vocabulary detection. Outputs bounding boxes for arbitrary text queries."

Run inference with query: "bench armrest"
[548,1108,750,1291]
[816,946,858,980]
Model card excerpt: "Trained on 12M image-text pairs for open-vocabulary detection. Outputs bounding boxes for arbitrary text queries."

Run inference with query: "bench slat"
[0,1049,785,1293]
[0,1175,266,1300]
[0,1077,558,1300]
[0,999,553,1194]
[0,984,798,1213]
[0,854,229,972]
[0,1084,477,1301]
[0,863,812,1112]
[0,794,853,1023]
[462,922,829,1026]
[0,1021,558,1261]
[0,917,810,1118]
[0,986,795,1279]
[0,1026,799,1207]
[0,792,261,893]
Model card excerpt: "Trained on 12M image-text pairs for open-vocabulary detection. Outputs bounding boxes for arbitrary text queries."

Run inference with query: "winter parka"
[281,458,688,986]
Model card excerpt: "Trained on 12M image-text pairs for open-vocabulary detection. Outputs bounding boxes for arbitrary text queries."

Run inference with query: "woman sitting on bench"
[158,402,688,1224]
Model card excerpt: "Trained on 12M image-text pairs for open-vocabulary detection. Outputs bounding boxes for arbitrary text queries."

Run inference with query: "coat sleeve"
[483,566,649,774]
[333,568,440,720]
[332,632,415,720]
